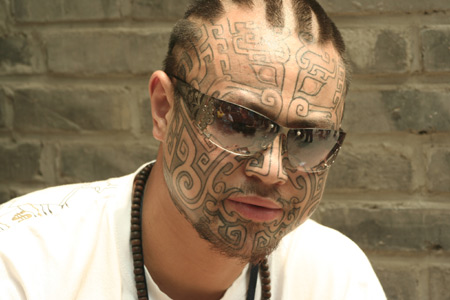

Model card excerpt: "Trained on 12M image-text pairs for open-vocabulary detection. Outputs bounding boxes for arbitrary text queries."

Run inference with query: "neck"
[141,156,247,300]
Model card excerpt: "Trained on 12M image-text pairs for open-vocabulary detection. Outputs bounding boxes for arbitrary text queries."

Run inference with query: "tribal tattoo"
[163,16,345,263]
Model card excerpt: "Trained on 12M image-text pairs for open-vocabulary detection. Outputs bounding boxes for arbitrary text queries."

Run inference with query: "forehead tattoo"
[177,18,345,129]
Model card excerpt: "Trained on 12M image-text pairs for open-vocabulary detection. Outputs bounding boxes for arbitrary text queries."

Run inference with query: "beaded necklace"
[130,163,271,300]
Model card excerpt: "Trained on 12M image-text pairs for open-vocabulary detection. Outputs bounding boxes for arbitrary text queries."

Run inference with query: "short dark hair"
[164,0,350,93]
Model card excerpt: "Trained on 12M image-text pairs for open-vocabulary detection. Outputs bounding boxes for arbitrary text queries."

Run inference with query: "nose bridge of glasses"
[261,125,289,151]
[261,127,289,159]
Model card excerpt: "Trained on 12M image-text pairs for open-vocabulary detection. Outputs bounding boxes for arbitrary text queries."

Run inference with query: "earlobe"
[149,71,174,142]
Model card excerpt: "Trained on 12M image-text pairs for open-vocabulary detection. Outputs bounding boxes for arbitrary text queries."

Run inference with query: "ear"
[149,71,174,142]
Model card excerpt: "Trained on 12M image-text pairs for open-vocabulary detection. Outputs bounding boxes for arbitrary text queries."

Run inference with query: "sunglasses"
[171,76,346,173]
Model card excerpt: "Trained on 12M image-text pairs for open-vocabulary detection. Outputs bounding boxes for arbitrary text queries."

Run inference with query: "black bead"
[261,270,270,278]
[136,282,146,290]
[131,239,141,246]
[132,246,141,254]
[133,253,143,260]
[134,268,144,275]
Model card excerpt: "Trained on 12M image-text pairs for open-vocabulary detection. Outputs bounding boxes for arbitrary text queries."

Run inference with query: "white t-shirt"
[0,163,386,300]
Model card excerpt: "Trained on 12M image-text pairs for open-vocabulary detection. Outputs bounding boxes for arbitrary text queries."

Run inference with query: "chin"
[193,217,283,264]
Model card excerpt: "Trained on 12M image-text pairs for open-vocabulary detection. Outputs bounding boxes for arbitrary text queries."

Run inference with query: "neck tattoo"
[130,163,271,300]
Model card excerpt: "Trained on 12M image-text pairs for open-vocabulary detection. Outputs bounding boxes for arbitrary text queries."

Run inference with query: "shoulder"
[0,173,135,233]
[269,219,386,299]
[281,219,363,255]
[0,168,146,299]
[276,219,372,270]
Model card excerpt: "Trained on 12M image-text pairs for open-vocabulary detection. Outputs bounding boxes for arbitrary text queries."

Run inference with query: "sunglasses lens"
[175,78,345,172]
[204,99,278,155]
[287,129,342,170]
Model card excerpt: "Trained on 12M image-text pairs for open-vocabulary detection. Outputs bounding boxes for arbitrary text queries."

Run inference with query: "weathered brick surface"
[12,87,133,132]
[327,141,413,192]
[320,0,450,14]
[138,91,153,132]
[429,265,450,300]
[343,89,450,133]
[131,0,190,20]
[0,0,7,34]
[59,143,158,183]
[0,33,44,74]
[0,188,10,205]
[0,143,42,182]
[0,89,8,129]
[11,0,123,22]
[374,264,421,300]
[45,29,171,75]
[421,27,450,72]
[340,27,411,74]
[427,147,450,193]
[316,206,450,251]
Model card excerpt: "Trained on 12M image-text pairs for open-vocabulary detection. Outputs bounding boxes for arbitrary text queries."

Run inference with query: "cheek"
[285,169,329,224]
[162,107,244,211]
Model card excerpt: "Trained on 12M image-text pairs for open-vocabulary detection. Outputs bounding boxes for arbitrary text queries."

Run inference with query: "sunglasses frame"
[170,75,346,173]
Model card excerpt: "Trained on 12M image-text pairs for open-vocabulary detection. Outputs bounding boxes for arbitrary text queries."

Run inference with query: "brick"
[421,27,450,72]
[316,206,450,252]
[12,87,133,132]
[0,89,8,129]
[0,143,42,182]
[138,90,153,133]
[342,89,450,133]
[12,0,122,22]
[59,143,158,183]
[0,188,11,205]
[430,265,450,300]
[45,29,171,75]
[0,33,44,74]
[131,0,190,20]
[427,147,450,193]
[326,142,413,192]
[341,27,411,74]
[374,264,421,300]
[0,0,7,33]
[320,0,450,14]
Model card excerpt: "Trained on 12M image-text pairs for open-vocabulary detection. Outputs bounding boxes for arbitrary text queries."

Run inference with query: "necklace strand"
[131,164,152,300]
[130,163,271,300]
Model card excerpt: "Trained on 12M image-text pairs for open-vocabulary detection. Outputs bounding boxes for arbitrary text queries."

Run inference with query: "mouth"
[225,196,282,222]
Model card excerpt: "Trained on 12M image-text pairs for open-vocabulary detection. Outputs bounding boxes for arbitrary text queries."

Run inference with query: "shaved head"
[164,0,349,94]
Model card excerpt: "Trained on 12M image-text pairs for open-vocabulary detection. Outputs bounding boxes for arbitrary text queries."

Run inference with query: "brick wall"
[0,0,449,299]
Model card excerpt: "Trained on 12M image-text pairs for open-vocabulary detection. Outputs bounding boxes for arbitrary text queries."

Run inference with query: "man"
[0,0,386,299]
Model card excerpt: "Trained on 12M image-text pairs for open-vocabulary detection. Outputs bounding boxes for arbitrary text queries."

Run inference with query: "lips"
[226,196,282,222]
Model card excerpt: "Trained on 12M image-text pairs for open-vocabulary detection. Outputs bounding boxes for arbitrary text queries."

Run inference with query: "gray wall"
[1,0,449,299]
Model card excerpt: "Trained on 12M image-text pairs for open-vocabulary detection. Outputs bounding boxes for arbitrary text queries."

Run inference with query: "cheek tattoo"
[164,18,344,261]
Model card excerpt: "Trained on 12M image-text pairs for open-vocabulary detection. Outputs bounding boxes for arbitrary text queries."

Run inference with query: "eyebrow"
[237,100,279,120]
[222,91,280,120]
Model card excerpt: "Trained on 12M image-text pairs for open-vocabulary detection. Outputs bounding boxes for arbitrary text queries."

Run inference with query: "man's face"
[162,12,345,263]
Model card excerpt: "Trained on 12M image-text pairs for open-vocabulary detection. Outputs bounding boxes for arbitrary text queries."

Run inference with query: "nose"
[244,134,288,185]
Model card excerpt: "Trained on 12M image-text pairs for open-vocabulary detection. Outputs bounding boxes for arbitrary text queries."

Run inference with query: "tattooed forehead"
[178,17,345,128]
